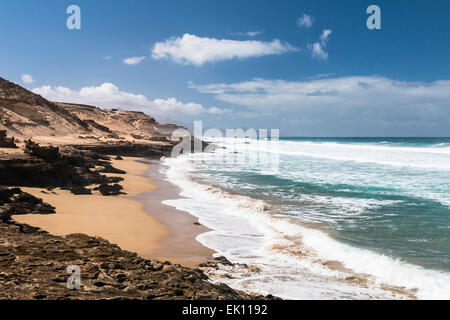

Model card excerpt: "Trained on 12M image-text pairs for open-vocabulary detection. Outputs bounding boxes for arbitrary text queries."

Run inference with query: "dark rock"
[0,222,272,300]
[24,140,60,160]
[94,184,124,196]
[93,281,107,287]
[148,136,170,142]
[116,273,126,283]
[95,163,126,174]
[0,146,124,188]
[0,130,17,148]
[198,256,235,269]
[0,187,21,202]
[70,143,176,159]
[115,156,123,160]
[214,256,234,266]
[153,263,163,271]
[0,209,11,223]
[70,186,92,195]
[0,188,55,222]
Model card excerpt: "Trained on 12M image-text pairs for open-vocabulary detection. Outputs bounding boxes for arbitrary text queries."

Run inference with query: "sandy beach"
[14,157,215,267]
[137,160,216,266]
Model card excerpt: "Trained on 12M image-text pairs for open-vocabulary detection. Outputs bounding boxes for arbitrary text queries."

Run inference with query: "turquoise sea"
[162,137,450,299]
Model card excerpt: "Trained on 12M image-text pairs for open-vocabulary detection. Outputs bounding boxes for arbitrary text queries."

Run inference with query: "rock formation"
[0,187,55,222]
[94,184,125,196]
[0,145,124,188]
[0,221,268,300]
[24,139,60,160]
[0,130,17,148]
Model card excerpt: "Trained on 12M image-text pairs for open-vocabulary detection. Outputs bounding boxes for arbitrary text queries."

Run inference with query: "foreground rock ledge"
[0,222,271,300]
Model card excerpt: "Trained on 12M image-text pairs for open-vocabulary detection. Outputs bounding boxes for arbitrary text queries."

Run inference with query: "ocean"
[161,137,450,299]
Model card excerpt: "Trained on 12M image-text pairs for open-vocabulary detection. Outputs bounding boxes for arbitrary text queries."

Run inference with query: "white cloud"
[308,42,328,61]
[151,33,297,66]
[308,29,332,61]
[21,74,35,84]
[123,56,146,65]
[189,76,450,123]
[233,31,263,37]
[32,83,225,116]
[320,29,332,45]
[297,14,314,29]
[207,106,231,114]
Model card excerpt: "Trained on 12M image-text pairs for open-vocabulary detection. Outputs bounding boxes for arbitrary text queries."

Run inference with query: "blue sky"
[1,0,449,136]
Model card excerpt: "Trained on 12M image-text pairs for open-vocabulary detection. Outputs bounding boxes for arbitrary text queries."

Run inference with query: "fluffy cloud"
[308,42,328,61]
[32,83,225,116]
[21,74,35,84]
[308,29,332,61]
[123,56,146,65]
[297,14,314,29]
[151,33,297,66]
[189,76,450,126]
[320,29,332,44]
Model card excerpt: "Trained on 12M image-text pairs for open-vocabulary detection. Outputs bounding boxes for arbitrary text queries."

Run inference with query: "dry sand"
[14,157,215,267]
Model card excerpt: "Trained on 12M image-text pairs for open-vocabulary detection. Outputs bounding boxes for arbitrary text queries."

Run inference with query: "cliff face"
[58,102,181,142]
[0,77,191,187]
[0,77,90,138]
[0,77,185,145]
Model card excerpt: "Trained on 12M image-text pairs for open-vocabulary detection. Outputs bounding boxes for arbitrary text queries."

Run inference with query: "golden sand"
[14,157,214,266]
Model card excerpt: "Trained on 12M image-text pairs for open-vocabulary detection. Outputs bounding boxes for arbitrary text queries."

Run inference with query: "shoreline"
[136,159,216,267]
[159,155,424,300]
[14,156,215,268]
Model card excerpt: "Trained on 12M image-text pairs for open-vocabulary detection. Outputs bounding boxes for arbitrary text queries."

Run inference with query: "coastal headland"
[0,76,272,300]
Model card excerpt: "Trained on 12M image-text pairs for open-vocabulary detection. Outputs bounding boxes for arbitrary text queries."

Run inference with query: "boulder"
[94,184,124,196]
[69,186,92,195]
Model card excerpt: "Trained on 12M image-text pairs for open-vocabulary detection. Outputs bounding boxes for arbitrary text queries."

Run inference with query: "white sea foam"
[160,154,450,300]
[205,138,450,208]
[207,137,450,170]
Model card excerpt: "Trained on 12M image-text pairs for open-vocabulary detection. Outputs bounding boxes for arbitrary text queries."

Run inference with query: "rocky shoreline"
[0,151,274,300]
[0,76,276,300]
[0,220,269,300]
[0,139,272,300]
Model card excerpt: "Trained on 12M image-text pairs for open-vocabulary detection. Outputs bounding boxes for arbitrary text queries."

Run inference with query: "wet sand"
[137,159,216,267]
